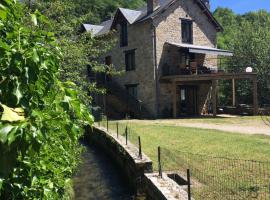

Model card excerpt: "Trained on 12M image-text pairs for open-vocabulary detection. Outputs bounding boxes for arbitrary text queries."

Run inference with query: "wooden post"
[172,82,177,118]
[253,78,258,115]
[232,78,236,107]
[212,80,217,117]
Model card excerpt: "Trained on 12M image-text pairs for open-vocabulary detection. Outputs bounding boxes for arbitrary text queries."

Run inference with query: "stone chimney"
[147,0,159,14]
[202,0,210,10]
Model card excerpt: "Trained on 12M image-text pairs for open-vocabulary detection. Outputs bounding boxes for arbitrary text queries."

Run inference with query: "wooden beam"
[172,82,177,118]
[253,78,258,115]
[160,72,257,83]
[232,79,236,107]
[212,80,217,117]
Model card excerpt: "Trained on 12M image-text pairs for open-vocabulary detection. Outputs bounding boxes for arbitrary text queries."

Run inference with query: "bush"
[0,1,93,199]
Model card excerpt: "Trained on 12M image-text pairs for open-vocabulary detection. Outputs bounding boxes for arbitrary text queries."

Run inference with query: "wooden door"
[179,86,198,116]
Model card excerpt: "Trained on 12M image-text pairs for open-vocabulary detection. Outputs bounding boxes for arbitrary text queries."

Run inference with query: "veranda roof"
[166,42,233,56]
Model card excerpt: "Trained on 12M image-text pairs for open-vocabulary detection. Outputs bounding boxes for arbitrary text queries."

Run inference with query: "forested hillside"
[214,8,270,105]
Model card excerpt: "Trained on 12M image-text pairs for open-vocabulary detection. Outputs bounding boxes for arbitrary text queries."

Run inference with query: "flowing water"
[73,141,135,200]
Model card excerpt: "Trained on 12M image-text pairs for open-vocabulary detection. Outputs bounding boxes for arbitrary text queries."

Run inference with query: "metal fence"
[97,116,142,159]
[97,116,270,200]
[159,147,270,200]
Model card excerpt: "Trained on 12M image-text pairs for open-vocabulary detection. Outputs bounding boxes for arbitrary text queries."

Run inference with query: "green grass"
[100,119,270,200]
[170,116,265,125]
[112,121,270,165]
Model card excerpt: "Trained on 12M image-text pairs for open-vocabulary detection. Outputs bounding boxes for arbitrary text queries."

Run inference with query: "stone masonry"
[104,0,220,118]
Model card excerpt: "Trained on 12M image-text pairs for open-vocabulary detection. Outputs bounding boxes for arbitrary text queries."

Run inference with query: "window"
[125,50,136,71]
[105,56,112,66]
[181,19,193,44]
[180,52,195,66]
[126,84,138,98]
[120,22,128,47]
[180,89,186,101]
[87,65,95,82]
[104,56,112,82]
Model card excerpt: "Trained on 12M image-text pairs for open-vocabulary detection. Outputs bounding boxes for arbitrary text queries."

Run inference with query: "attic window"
[181,19,193,44]
[120,22,128,47]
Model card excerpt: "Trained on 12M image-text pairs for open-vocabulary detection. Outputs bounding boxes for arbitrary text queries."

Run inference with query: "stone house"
[84,0,258,119]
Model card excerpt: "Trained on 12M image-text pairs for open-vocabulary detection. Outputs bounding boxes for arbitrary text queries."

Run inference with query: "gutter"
[152,23,159,118]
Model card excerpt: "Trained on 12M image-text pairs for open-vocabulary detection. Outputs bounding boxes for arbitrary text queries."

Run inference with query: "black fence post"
[106,116,108,131]
[158,146,162,178]
[125,126,128,145]
[138,136,142,159]
[116,122,119,138]
[187,169,191,200]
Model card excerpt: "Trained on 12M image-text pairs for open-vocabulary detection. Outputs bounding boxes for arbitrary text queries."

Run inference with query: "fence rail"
[97,117,270,200]
[160,147,270,200]
[98,117,142,159]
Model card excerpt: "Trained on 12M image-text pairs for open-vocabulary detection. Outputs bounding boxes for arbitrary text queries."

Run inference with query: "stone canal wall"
[86,126,192,200]
[86,126,153,194]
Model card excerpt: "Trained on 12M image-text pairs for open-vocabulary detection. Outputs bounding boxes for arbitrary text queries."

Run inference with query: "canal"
[73,141,135,200]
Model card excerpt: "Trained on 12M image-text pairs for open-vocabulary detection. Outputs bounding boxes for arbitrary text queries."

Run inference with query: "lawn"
[101,118,270,199]
[107,119,270,165]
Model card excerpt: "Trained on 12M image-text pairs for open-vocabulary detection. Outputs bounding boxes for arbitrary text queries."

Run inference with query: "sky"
[210,0,270,14]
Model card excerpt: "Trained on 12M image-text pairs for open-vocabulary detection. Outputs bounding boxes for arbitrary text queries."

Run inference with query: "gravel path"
[126,118,270,136]
[170,122,270,136]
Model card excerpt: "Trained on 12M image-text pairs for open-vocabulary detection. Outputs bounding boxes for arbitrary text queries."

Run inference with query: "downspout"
[152,22,159,118]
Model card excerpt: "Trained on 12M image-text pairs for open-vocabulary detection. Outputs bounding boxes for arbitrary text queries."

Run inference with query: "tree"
[26,0,145,100]
[0,1,93,199]
[214,8,270,106]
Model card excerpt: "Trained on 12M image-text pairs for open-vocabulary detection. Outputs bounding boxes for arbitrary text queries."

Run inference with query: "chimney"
[147,0,159,14]
[202,0,210,10]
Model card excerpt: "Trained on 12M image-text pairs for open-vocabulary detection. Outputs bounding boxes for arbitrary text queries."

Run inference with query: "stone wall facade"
[106,0,219,118]
[153,0,218,117]
[106,19,158,117]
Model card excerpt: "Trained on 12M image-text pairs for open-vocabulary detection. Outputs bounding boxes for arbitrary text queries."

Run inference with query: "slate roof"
[84,0,222,36]
[83,19,113,36]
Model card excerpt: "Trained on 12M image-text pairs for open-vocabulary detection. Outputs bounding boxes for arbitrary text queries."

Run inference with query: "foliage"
[0,0,93,199]
[25,0,145,101]
[214,8,270,105]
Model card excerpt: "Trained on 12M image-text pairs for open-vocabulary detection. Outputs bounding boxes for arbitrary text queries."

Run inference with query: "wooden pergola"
[161,72,258,117]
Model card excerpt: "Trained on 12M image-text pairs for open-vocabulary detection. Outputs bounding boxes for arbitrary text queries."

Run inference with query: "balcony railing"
[162,64,218,76]
[161,64,249,77]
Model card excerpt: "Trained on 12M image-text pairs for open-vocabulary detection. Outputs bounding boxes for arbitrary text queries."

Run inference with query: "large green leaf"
[0,178,3,190]
[12,77,23,105]
[0,4,7,20]
[30,14,38,26]
[0,104,25,122]
[0,124,13,143]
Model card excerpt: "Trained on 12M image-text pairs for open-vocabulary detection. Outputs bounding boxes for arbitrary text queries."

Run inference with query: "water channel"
[73,140,135,200]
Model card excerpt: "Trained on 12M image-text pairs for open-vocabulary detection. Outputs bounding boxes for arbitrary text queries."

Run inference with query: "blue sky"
[211,0,270,14]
